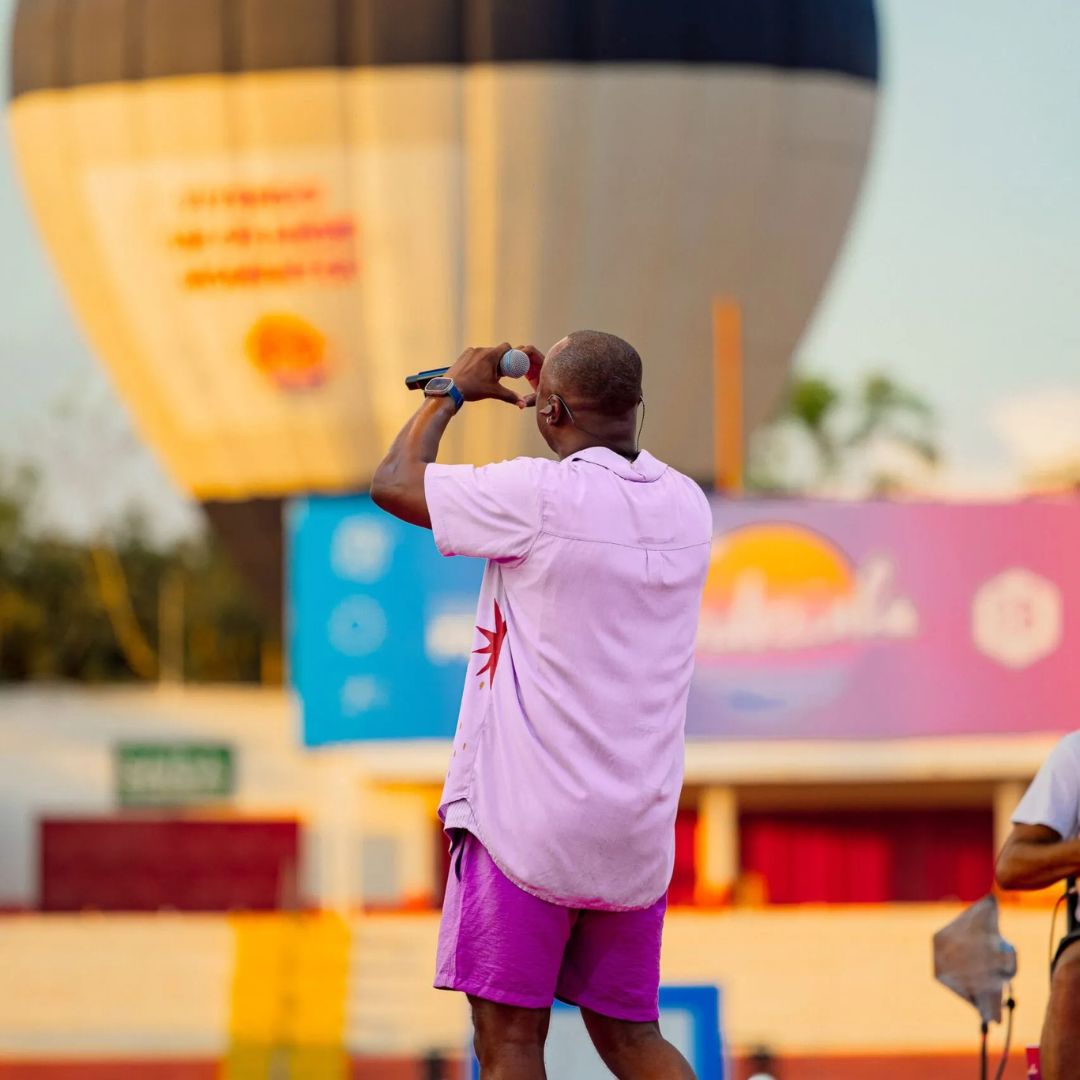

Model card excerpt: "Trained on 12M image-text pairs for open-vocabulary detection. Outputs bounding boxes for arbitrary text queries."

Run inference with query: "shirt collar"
[566,445,667,483]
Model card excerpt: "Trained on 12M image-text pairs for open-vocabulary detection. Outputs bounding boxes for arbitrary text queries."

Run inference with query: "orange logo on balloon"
[245,313,328,390]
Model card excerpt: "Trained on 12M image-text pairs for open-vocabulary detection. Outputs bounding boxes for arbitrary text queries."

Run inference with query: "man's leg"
[556,894,678,1076]
[470,996,550,1080]
[581,1008,696,1080]
[1041,944,1080,1080]
[434,833,573,1077]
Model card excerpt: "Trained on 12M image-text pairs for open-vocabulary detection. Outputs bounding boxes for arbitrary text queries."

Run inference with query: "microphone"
[405,348,530,391]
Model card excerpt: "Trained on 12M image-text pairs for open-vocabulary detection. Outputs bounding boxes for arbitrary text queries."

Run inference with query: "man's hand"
[518,344,545,408]
[447,343,529,408]
[370,340,542,527]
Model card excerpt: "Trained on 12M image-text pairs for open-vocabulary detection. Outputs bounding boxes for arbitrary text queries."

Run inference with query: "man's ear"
[540,397,562,424]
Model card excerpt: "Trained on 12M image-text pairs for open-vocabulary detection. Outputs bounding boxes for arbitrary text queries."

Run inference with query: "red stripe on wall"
[0,1064,217,1080]
[0,1052,1028,1080]
[733,1052,1028,1080]
[0,1064,467,1080]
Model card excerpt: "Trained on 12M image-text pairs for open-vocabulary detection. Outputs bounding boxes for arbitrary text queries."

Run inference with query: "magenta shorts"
[435,830,666,1022]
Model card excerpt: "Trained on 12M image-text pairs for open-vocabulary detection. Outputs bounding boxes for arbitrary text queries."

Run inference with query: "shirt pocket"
[644,548,664,587]
[646,547,704,589]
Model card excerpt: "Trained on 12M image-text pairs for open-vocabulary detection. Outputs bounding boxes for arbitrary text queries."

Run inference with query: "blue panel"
[287,495,483,745]
[659,985,725,1080]
[468,984,724,1079]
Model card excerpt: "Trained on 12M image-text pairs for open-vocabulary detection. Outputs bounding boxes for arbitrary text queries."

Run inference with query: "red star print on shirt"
[474,600,508,685]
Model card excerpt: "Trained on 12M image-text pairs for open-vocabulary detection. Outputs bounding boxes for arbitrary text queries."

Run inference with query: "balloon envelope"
[9,0,878,499]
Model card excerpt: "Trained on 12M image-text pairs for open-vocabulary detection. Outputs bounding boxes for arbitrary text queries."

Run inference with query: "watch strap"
[424,377,464,411]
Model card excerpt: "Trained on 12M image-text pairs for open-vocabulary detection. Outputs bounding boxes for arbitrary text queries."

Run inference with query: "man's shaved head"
[544,330,643,417]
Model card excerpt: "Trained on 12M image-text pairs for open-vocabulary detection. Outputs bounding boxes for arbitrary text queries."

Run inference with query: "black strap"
[1052,928,1080,973]
[449,828,467,882]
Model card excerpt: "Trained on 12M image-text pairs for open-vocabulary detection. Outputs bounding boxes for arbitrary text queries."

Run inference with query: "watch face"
[425,377,454,394]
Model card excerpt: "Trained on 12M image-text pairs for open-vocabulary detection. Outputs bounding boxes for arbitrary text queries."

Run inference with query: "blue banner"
[287,496,483,745]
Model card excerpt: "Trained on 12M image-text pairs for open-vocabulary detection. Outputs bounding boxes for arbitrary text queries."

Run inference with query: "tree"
[748,371,940,496]
[0,463,273,683]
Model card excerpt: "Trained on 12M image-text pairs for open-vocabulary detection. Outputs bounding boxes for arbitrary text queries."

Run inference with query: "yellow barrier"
[223,913,351,1080]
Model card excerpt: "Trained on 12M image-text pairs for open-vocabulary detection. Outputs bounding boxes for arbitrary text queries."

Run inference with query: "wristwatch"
[424,376,464,412]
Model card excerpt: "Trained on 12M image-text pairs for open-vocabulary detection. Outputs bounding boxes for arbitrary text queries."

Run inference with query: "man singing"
[996,733,1080,1080]
[372,332,712,1079]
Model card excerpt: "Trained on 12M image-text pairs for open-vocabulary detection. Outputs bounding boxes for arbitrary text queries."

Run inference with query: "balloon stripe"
[11,0,879,101]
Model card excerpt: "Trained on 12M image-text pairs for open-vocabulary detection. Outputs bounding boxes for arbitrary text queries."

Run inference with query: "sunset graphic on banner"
[695,524,919,721]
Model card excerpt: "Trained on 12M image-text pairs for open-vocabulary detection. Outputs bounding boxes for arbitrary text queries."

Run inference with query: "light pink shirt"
[425,446,712,909]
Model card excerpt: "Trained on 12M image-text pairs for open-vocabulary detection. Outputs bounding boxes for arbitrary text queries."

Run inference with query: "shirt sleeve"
[1012,735,1080,840]
[424,457,547,562]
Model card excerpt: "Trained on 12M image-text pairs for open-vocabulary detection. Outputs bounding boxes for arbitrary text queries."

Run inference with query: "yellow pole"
[712,298,744,494]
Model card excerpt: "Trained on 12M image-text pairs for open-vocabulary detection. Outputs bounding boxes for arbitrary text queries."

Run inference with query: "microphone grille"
[501,348,530,379]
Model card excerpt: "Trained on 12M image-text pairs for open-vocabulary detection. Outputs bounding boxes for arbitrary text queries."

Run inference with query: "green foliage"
[787,377,843,474]
[0,465,272,683]
[748,370,940,495]
[180,541,268,682]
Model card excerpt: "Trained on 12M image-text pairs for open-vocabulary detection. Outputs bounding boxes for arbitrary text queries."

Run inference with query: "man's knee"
[470,996,549,1060]
[582,1009,663,1061]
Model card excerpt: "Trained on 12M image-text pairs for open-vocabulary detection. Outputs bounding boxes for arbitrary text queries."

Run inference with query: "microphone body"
[405,348,529,391]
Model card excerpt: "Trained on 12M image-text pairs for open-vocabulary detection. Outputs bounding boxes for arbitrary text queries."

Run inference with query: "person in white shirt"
[996,733,1080,1080]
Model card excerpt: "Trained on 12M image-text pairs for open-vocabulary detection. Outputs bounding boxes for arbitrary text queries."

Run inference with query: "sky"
[2,0,1080,536]
[800,0,1080,492]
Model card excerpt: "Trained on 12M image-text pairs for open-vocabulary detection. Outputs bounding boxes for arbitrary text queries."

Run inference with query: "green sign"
[116,743,234,806]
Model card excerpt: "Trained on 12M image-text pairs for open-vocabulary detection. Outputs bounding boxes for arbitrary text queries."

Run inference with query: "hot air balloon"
[8,0,878,610]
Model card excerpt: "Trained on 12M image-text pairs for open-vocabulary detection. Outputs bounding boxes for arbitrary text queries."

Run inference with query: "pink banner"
[687,498,1080,739]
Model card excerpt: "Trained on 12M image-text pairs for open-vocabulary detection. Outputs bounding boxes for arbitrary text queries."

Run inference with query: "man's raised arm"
[370,396,455,528]
[370,342,528,528]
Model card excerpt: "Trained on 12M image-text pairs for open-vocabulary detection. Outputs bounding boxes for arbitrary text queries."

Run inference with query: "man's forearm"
[997,836,1080,890]
[370,397,457,528]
